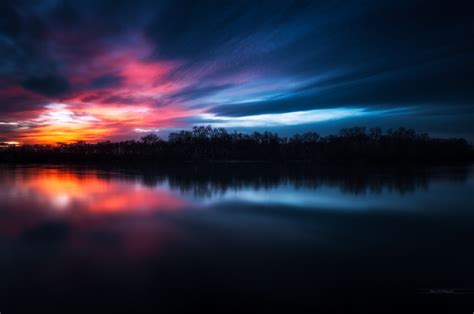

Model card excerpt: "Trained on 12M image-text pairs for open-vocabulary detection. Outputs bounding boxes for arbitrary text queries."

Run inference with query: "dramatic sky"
[1,0,473,144]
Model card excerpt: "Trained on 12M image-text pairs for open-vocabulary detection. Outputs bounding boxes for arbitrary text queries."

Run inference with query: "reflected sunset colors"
[3,167,186,214]
[0,167,187,257]
[0,164,474,312]
[1,164,473,241]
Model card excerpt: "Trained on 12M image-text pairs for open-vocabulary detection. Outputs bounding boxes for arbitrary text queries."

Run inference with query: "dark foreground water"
[0,163,473,313]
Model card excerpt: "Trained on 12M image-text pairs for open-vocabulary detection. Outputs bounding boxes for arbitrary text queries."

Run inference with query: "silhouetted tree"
[141,133,162,145]
[0,126,472,163]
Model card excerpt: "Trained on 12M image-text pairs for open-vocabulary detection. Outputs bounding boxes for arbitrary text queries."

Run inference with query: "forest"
[0,126,472,162]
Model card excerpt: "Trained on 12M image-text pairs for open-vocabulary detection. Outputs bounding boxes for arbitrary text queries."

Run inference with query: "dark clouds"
[90,74,124,90]
[21,74,70,97]
[0,0,473,141]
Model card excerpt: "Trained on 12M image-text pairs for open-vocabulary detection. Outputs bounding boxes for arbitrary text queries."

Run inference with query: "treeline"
[0,126,472,162]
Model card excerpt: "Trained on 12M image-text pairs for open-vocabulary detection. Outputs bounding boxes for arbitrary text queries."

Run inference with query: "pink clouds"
[0,33,203,144]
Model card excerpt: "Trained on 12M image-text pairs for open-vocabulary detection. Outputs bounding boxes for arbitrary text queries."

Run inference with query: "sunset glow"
[8,168,186,213]
[0,2,472,311]
[1,1,473,144]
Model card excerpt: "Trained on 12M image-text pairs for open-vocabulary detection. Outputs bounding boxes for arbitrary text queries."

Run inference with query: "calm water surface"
[0,163,473,313]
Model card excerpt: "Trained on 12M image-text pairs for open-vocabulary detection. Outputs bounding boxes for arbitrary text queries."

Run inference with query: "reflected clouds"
[0,163,471,247]
[0,163,474,312]
[2,167,186,214]
[0,163,471,217]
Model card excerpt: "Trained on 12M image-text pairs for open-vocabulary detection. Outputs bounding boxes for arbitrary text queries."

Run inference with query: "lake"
[0,163,473,313]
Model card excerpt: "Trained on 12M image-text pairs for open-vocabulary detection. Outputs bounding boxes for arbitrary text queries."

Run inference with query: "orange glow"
[14,102,196,144]
[2,35,195,145]
[20,124,114,144]
[1,141,20,146]
[13,168,186,213]
[0,167,186,259]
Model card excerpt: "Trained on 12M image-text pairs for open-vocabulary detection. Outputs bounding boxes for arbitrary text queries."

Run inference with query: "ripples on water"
[0,163,473,313]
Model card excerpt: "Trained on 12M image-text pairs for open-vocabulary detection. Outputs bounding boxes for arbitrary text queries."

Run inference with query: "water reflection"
[0,163,473,313]
[121,163,470,196]
[1,167,186,212]
[0,163,472,233]
[0,163,470,214]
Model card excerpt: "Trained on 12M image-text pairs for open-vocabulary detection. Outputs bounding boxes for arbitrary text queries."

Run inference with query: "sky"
[1,0,473,144]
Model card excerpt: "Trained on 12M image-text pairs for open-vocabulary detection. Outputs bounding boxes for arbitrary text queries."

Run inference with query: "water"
[0,163,473,313]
